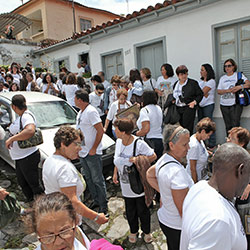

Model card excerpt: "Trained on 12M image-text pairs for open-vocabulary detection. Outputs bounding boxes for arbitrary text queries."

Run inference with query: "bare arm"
[113,166,119,184]
[202,86,211,98]
[130,153,157,164]
[136,121,150,137]
[189,159,198,183]
[61,186,108,224]
[0,188,9,200]
[89,122,104,155]
[171,188,189,217]
[103,119,110,133]
[146,165,159,192]
[217,88,231,95]
[231,79,250,93]
[5,124,35,149]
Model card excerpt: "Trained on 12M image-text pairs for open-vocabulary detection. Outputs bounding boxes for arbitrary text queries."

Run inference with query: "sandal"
[143,233,152,243]
[128,233,137,243]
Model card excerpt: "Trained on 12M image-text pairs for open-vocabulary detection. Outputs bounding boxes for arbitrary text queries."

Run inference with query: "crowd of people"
[1,58,250,249]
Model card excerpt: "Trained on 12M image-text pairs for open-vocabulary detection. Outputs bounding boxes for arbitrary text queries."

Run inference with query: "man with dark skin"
[180,143,250,250]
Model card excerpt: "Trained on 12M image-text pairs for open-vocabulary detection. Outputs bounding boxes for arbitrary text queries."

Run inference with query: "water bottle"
[239,92,245,105]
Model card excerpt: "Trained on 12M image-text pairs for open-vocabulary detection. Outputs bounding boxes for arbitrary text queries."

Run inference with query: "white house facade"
[34,0,250,143]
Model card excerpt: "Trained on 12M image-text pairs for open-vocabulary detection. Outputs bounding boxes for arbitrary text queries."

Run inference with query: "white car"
[0,91,115,169]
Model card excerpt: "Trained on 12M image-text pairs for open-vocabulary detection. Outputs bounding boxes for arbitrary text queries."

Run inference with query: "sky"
[0,0,163,15]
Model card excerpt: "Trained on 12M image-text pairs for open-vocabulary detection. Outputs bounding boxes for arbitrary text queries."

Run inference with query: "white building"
[34,0,250,143]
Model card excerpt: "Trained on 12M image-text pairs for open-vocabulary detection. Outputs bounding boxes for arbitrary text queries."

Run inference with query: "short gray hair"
[163,124,189,151]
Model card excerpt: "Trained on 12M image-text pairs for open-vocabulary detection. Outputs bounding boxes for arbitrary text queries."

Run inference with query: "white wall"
[39,42,90,73]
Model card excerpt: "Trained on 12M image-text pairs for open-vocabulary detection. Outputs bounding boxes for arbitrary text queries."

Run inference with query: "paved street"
[0,158,167,250]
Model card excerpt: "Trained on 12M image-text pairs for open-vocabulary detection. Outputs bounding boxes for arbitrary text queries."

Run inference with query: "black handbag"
[126,138,144,194]
[18,112,43,149]
[0,192,21,230]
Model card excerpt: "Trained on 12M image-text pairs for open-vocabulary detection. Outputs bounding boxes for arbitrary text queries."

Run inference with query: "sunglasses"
[97,91,104,95]
[224,65,233,68]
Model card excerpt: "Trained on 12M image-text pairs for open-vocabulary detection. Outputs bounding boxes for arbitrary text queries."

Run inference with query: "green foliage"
[82,72,92,78]
[0,65,9,72]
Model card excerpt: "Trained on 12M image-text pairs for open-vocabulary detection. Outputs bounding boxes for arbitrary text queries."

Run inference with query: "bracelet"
[93,213,99,222]
[241,84,244,90]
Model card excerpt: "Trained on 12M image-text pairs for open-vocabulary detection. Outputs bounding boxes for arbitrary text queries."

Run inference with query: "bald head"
[213,143,250,173]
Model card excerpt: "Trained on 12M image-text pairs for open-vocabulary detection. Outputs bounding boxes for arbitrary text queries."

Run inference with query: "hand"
[129,156,136,163]
[0,188,9,200]
[231,86,241,93]
[5,137,13,149]
[240,184,250,200]
[103,127,107,133]
[89,148,96,156]
[188,101,196,109]
[96,213,109,224]
[113,173,119,184]
[128,83,133,89]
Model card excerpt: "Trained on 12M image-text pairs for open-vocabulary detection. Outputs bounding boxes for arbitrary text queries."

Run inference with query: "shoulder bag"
[18,112,43,149]
[126,138,144,194]
[235,72,250,106]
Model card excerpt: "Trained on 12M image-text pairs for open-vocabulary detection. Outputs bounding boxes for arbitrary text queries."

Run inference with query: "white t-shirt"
[43,154,84,199]
[77,67,85,76]
[103,80,111,89]
[36,77,43,88]
[11,73,22,85]
[143,78,157,91]
[26,81,32,91]
[107,100,132,130]
[114,137,154,198]
[109,88,118,109]
[180,180,247,250]
[42,83,59,95]
[198,79,216,107]
[156,153,194,229]
[76,105,102,158]
[89,91,104,116]
[62,84,79,107]
[136,104,163,139]
[156,75,177,96]
[218,72,247,106]
[8,111,38,160]
[186,135,209,181]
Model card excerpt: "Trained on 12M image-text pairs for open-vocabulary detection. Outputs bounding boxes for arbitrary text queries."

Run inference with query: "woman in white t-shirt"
[128,69,143,105]
[5,94,44,202]
[11,64,22,86]
[217,58,250,134]
[42,126,108,226]
[25,192,90,250]
[62,73,79,111]
[186,118,216,183]
[42,73,60,96]
[198,63,216,148]
[104,88,132,138]
[156,63,177,109]
[113,118,157,244]
[136,90,163,159]
[140,67,157,92]
[146,125,193,250]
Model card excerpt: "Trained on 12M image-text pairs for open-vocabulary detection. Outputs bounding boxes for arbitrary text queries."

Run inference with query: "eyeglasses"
[224,65,233,68]
[97,91,104,95]
[37,225,76,245]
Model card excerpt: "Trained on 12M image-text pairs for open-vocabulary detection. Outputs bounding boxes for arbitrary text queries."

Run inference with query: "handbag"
[126,138,144,194]
[0,192,21,230]
[17,112,43,149]
[130,93,143,105]
[235,72,250,106]
[164,103,180,124]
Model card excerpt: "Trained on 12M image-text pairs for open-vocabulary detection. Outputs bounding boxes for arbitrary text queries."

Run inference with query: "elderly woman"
[25,192,90,250]
[136,90,163,159]
[186,118,216,183]
[104,88,132,138]
[5,94,44,202]
[147,125,193,250]
[173,65,203,134]
[113,118,157,244]
[42,126,108,225]
[217,59,250,134]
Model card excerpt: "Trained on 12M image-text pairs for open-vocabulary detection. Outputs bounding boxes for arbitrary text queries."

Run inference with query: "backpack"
[235,72,250,106]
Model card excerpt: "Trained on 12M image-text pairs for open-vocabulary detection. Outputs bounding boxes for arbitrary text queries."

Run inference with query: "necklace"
[119,135,132,156]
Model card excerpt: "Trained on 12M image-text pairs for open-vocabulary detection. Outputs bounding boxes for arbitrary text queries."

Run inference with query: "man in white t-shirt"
[180,143,250,250]
[75,89,108,214]
[77,62,85,76]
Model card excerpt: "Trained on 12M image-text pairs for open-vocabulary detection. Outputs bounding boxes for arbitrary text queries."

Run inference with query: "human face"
[178,73,188,83]
[36,210,75,250]
[12,67,17,74]
[96,89,104,96]
[226,132,240,145]
[61,136,82,160]
[169,133,190,162]
[224,61,234,76]
[114,126,123,139]
[118,94,127,105]
[200,130,213,141]
[112,82,119,90]
[161,66,167,78]
[140,70,146,81]
[26,74,33,83]
[200,66,207,80]
[11,84,17,91]
[46,75,52,83]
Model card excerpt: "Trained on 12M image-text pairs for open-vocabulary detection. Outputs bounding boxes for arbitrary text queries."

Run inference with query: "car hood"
[38,127,115,157]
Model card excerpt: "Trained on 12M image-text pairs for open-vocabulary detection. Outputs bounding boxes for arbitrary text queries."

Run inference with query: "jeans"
[15,150,44,202]
[124,196,150,234]
[198,104,216,147]
[80,154,107,211]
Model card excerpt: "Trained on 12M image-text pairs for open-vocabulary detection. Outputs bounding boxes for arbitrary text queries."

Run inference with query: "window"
[53,57,70,74]
[215,20,250,80]
[80,19,91,31]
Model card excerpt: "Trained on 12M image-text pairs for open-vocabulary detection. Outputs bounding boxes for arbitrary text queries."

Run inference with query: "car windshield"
[27,101,77,128]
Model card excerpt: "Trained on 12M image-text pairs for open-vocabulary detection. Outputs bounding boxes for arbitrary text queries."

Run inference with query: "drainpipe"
[72,0,76,34]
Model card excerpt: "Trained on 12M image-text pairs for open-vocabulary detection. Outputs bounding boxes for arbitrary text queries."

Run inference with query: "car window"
[0,103,11,128]
[27,101,77,128]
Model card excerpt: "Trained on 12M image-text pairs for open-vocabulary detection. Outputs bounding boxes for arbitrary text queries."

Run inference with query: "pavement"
[0,159,167,250]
